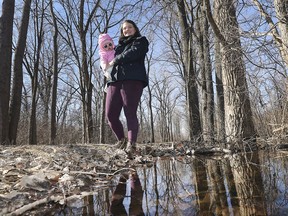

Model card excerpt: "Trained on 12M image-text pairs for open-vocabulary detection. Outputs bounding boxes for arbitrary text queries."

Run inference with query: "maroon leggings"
[105,80,143,143]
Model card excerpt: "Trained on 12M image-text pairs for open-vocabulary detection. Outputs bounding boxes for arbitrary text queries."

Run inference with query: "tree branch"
[203,0,227,46]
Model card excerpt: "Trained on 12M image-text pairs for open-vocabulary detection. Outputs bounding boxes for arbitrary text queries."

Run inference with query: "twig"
[111,167,136,175]
[42,167,135,177]
[7,195,58,216]
[7,189,110,216]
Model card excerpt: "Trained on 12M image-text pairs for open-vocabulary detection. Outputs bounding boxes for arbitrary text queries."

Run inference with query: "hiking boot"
[114,138,127,149]
[125,141,136,159]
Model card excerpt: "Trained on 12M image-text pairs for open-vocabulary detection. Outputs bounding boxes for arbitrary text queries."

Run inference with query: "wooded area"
[0,0,287,150]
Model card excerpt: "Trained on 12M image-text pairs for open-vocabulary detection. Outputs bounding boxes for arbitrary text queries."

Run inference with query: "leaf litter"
[0,143,173,215]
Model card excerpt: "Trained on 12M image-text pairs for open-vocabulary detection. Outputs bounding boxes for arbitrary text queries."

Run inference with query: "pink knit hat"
[98,33,114,49]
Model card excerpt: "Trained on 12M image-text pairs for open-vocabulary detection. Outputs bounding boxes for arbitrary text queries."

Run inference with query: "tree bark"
[29,0,44,145]
[9,0,32,145]
[214,38,225,143]
[99,91,106,144]
[145,50,155,143]
[204,0,256,145]
[176,0,201,141]
[207,160,229,215]
[194,160,210,212]
[49,0,59,145]
[203,11,214,144]
[197,3,214,143]
[147,81,155,143]
[230,153,267,215]
[273,0,288,66]
[0,0,15,145]
[78,0,99,143]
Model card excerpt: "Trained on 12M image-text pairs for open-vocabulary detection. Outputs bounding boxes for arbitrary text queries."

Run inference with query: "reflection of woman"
[109,170,144,216]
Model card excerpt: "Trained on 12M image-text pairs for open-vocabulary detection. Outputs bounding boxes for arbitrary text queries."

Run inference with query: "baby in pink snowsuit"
[98,33,115,80]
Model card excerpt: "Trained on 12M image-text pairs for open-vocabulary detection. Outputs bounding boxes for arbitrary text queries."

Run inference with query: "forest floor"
[0,138,284,215]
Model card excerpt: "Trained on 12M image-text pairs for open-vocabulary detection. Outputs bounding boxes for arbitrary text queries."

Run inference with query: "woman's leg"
[121,80,143,143]
[105,82,125,140]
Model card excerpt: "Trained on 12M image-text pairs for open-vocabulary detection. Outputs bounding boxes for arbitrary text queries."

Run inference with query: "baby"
[98,33,115,80]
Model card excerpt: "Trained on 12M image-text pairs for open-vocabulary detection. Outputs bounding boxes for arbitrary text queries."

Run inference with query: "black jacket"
[109,36,149,87]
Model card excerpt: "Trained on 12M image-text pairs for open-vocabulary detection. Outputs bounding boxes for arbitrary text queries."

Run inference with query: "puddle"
[37,151,288,215]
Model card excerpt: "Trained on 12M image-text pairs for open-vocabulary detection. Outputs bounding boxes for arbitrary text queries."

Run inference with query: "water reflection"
[54,151,288,215]
[109,169,144,215]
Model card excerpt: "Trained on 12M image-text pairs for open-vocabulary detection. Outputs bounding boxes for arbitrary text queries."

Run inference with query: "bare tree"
[146,44,155,143]
[27,0,45,145]
[251,0,288,135]
[153,73,181,142]
[78,0,101,143]
[9,0,32,145]
[55,0,100,143]
[197,2,214,143]
[252,0,288,67]
[204,0,256,145]
[49,0,59,145]
[214,37,225,143]
[97,1,121,144]
[0,0,15,145]
[176,0,202,141]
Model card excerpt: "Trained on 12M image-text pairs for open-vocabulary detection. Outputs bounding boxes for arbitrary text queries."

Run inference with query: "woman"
[106,20,149,158]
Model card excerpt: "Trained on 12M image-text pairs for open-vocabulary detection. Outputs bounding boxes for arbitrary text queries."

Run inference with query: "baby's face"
[103,41,113,51]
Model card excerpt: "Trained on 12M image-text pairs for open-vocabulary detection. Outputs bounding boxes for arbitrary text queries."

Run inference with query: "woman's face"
[122,22,136,37]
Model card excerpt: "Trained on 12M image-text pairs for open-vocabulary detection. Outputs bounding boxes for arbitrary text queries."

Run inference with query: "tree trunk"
[272,0,288,66]
[230,153,267,214]
[216,0,256,144]
[194,160,210,213]
[0,0,15,145]
[78,0,97,143]
[0,99,2,142]
[207,161,229,215]
[99,90,106,144]
[203,14,214,144]
[205,0,256,145]
[9,0,32,145]
[176,0,201,142]
[198,4,214,143]
[142,52,154,143]
[273,0,288,129]
[49,0,59,145]
[29,1,44,145]
[214,38,225,143]
[29,87,38,145]
[222,160,240,213]
[148,84,155,143]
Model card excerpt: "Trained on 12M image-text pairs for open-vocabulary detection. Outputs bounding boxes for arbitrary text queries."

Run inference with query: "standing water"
[48,151,288,215]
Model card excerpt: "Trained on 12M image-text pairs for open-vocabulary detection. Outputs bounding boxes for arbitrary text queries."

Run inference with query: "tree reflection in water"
[54,151,288,215]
